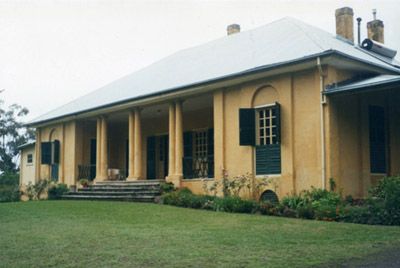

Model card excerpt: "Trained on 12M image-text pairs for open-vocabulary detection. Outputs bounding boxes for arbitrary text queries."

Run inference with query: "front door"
[90,139,96,181]
[146,135,168,180]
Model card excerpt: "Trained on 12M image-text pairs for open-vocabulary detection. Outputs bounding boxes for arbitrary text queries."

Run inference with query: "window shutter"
[52,140,60,164]
[207,128,214,156]
[239,108,255,146]
[146,136,156,179]
[183,131,193,157]
[207,128,214,177]
[183,131,193,178]
[41,142,52,165]
[255,144,281,175]
[369,106,386,173]
[275,102,281,144]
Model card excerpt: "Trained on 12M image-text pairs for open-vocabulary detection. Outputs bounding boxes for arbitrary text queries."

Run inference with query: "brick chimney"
[335,7,354,42]
[227,24,240,35]
[367,9,384,43]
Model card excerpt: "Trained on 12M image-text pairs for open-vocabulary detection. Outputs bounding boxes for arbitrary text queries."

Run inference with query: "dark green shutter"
[146,136,156,180]
[125,140,129,178]
[207,128,214,177]
[275,102,281,144]
[163,135,169,177]
[52,140,60,164]
[183,131,193,157]
[256,144,281,175]
[369,106,386,173]
[51,164,59,181]
[41,142,51,165]
[239,109,255,146]
[183,131,193,177]
[90,139,97,181]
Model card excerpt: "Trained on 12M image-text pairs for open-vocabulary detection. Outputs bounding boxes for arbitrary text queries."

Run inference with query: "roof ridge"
[284,17,330,51]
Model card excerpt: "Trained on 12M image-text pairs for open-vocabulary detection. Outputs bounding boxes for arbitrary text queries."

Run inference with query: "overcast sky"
[1,0,399,122]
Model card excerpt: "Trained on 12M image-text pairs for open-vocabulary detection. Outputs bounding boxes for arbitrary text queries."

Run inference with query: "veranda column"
[175,101,184,181]
[133,109,142,180]
[126,110,135,181]
[166,103,176,182]
[35,128,41,183]
[100,115,108,180]
[94,117,102,182]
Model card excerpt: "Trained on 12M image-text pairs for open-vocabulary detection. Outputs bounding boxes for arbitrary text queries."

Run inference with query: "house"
[21,7,400,200]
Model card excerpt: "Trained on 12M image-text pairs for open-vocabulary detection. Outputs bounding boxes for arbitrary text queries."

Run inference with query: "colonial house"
[21,7,400,200]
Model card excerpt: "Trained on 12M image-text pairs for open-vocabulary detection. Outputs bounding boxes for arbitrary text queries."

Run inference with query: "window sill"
[182,178,214,182]
[256,174,281,178]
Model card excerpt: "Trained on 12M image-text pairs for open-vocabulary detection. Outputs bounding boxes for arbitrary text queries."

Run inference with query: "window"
[194,130,208,157]
[256,106,278,145]
[369,106,386,174]
[27,154,33,164]
[239,103,281,175]
[182,128,214,178]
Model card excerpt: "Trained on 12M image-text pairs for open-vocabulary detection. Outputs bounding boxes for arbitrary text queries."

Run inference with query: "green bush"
[258,200,278,215]
[0,172,20,203]
[159,182,175,193]
[162,189,215,209]
[339,177,400,225]
[47,183,69,200]
[212,196,256,213]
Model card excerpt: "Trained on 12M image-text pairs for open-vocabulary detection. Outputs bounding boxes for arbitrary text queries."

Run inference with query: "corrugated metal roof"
[17,141,36,150]
[29,17,400,125]
[323,74,400,94]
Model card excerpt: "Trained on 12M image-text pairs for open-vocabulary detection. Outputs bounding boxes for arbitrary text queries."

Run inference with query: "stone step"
[78,187,161,192]
[61,194,156,202]
[71,190,161,196]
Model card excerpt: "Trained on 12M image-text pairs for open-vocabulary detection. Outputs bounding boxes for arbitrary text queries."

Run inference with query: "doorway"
[147,135,168,180]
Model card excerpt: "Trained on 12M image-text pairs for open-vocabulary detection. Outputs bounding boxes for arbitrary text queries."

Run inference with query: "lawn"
[0,201,399,268]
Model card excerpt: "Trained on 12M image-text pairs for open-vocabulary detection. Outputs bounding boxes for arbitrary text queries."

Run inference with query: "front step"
[61,180,165,202]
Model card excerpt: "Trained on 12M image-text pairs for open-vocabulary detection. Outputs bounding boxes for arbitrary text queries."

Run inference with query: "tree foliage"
[0,91,35,173]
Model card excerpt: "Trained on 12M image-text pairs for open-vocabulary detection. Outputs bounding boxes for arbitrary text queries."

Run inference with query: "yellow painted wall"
[20,145,36,186]
[27,64,399,201]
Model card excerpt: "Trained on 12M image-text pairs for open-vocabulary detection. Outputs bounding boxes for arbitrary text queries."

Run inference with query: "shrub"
[33,178,51,200]
[47,183,69,200]
[212,196,257,213]
[0,172,20,203]
[162,189,215,209]
[159,182,175,193]
[314,204,341,222]
[258,200,277,215]
[282,208,297,218]
[339,177,400,225]
[297,204,314,219]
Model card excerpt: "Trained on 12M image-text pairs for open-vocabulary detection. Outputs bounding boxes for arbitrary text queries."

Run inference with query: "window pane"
[259,120,264,127]
[272,118,276,126]
[260,138,264,145]
[266,128,270,136]
[259,110,264,118]
[271,108,276,116]
[272,136,277,144]
[266,139,271,145]
[265,109,270,117]
[260,129,264,137]
[266,119,270,127]
[272,127,276,135]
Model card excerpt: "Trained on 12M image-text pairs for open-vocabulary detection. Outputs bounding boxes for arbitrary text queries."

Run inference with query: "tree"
[0,91,35,173]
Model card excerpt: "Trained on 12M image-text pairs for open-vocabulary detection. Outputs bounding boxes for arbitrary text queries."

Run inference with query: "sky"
[0,0,399,122]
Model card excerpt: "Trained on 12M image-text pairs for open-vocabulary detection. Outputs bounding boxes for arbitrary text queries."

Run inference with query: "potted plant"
[69,184,77,192]
[79,179,89,188]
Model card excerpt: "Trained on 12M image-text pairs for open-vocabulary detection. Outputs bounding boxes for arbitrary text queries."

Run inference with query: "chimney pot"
[227,24,240,35]
[335,7,354,42]
[367,9,384,44]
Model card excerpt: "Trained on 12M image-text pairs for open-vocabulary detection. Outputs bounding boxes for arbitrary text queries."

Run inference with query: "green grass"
[0,201,399,268]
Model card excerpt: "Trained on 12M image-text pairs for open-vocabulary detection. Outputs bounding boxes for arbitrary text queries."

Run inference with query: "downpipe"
[318,57,326,190]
